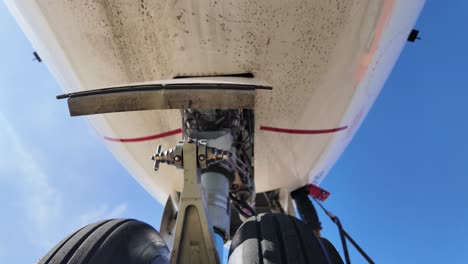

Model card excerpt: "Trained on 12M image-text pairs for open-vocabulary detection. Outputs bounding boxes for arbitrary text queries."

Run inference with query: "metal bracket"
[278,188,297,217]
[160,193,178,250]
[308,184,330,202]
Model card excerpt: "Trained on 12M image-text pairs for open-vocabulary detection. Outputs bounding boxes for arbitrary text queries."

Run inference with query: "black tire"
[228,213,331,264]
[38,219,170,264]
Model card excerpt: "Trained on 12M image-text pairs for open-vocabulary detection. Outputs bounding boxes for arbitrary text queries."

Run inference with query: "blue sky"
[0,4,163,263]
[0,1,466,263]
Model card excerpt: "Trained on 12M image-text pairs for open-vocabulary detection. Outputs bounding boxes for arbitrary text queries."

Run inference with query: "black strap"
[313,198,375,264]
[291,186,322,231]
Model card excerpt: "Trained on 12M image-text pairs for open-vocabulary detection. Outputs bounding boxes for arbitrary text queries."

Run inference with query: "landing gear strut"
[152,139,233,263]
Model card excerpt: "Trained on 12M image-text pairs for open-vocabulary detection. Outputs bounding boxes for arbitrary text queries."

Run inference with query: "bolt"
[198,154,205,161]
[174,155,182,162]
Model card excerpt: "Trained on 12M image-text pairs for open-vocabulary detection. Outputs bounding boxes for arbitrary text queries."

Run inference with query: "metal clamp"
[152,139,231,171]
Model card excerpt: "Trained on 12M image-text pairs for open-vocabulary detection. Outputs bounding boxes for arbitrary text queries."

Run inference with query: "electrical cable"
[232,203,252,218]
[229,193,256,216]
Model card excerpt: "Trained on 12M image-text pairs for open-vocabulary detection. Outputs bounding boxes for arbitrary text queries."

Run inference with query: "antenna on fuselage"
[408,29,422,42]
[32,51,42,62]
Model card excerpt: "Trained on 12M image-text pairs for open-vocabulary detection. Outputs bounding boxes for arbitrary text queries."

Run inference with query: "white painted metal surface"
[5,0,425,204]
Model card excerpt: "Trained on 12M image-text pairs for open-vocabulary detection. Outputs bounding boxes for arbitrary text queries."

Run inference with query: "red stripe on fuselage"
[354,0,395,83]
[260,126,348,134]
[103,128,182,142]
[103,125,346,143]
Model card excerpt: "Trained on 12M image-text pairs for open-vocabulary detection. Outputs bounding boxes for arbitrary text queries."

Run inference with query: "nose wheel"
[228,213,334,264]
[37,219,170,264]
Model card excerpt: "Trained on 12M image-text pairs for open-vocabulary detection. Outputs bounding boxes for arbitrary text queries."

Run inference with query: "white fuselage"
[6,0,425,204]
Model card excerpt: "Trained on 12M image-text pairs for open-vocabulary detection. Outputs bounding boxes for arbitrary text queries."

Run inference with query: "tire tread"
[38,219,169,264]
[229,213,329,264]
